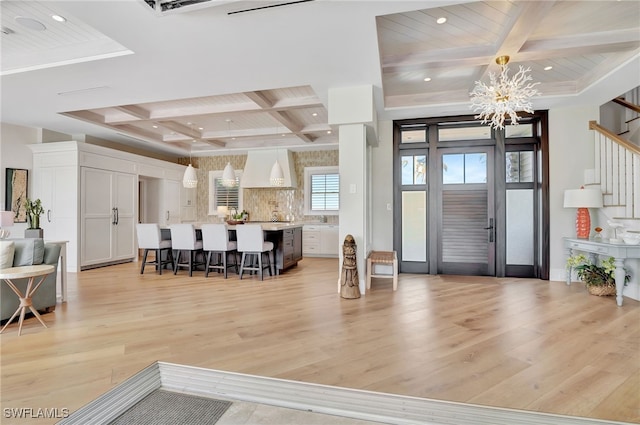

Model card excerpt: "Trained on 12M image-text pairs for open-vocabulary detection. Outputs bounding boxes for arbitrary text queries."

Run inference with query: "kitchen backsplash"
[181,150,339,224]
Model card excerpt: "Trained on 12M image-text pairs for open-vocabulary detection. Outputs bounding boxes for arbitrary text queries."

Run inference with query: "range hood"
[241,149,297,188]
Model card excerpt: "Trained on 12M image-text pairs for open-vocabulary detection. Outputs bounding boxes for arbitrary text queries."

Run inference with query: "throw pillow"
[13,239,45,266]
[0,240,15,269]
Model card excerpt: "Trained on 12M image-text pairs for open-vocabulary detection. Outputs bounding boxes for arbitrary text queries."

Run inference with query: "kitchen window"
[304,166,339,216]
[208,170,243,215]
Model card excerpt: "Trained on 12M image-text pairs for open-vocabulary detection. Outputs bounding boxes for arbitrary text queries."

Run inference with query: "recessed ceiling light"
[423,77,432,82]
[327,130,332,134]
[152,125,158,129]
[198,127,203,130]
[436,17,447,24]
[51,14,67,22]
[544,66,553,71]
[312,112,318,117]
[15,16,46,31]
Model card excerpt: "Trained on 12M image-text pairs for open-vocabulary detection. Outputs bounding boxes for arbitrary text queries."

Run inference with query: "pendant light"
[221,161,237,187]
[220,119,238,188]
[270,155,285,187]
[182,148,197,188]
[270,126,285,187]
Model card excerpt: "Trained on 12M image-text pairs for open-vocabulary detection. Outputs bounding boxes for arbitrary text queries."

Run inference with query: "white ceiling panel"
[1,0,639,157]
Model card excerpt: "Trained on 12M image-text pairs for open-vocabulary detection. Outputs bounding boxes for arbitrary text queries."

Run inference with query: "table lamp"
[217,206,228,222]
[0,211,14,239]
[563,187,603,239]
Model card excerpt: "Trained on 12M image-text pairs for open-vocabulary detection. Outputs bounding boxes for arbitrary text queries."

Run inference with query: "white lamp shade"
[0,211,14,227]
[183,164,198,188]
[216,206,229,218]
[563,188,603,208]
[221,162,237,187]
[270,160,285,187]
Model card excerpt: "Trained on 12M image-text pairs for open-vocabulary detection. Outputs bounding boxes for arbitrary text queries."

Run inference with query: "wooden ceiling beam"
[494,1,557,60]
[156,120,201,140]
[244,90,274,109]
[114,105,151,120]
[200,138,226,148]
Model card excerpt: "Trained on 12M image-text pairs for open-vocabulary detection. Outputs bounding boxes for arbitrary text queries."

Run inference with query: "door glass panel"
[402,155,426,185]
[442,154,464,184]
[443,153,486,184]
[505,124,533,138]
[401,191,427,261]
[506,151,534,183]
[439,126,491,141]
[465,153,487,183]
[506,189,534,265]
[401,129,426,144]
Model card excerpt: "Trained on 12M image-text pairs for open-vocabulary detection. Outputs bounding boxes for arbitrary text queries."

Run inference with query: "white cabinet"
[181,186,197,222]
[30,141,188,272]
[81,167,136,268]
[321,225,339,256]
[303,224,339,257]
[303,225,321,255]
[31,151,80,271]
[160,179,182,226]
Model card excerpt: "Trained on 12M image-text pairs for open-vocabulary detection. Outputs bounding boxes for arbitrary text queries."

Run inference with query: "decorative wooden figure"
[340,234,361,299]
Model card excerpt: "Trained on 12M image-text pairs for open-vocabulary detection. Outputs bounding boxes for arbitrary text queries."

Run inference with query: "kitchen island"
[250,223,303,275]
[160,222,303,275]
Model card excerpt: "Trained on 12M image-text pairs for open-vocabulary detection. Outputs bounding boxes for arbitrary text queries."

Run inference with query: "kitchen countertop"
[236,222,304,231]
[167,222,335,231]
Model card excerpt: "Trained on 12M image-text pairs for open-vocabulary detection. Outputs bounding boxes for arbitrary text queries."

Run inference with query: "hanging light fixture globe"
[270,160,285,187]
[221,162,237,187]
[470,55,540,130]
[182,163,197,188]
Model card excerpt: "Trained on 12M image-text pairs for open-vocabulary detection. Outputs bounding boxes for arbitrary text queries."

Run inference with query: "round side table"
[0,264,55,336]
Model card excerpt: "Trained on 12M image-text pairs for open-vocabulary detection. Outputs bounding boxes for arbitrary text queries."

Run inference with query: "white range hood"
[240,149,297,188]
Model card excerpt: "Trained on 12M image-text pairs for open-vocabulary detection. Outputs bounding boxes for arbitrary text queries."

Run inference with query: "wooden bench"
[366,251,398,291]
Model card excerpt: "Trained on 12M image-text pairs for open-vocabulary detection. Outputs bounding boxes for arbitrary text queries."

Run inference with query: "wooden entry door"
[437,147,495,276]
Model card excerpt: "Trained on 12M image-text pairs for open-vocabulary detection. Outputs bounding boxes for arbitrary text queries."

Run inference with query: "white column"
[329,85,376,294]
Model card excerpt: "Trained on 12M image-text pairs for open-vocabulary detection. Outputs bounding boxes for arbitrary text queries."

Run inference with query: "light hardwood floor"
[1,258,638,424]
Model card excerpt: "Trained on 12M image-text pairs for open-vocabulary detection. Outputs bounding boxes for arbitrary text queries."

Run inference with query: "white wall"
[0,123,39,236]
[370,120,394,251]
[548,106,600,280]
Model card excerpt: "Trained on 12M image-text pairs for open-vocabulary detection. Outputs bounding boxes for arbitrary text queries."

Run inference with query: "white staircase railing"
[589,121,640,220]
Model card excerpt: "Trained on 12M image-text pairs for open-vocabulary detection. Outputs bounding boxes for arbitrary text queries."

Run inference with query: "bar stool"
[170,224,203,277]
[201,223,238,279]
[235,224,274,280]
[136,223,174,275]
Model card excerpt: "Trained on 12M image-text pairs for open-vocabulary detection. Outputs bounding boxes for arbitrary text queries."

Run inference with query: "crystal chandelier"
[470,55,540,129]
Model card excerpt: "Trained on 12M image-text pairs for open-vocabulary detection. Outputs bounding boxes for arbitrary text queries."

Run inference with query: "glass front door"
[438,147,495,275]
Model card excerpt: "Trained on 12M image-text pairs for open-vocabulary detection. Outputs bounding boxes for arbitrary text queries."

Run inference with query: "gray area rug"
[108,390,232,425]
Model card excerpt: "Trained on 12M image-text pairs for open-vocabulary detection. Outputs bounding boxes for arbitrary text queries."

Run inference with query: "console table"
[0,264,55,335]
[564,238,640,307]
[46,240,69,302]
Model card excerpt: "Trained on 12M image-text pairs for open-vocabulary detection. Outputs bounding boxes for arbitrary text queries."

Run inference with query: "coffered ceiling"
[1,0,639,158]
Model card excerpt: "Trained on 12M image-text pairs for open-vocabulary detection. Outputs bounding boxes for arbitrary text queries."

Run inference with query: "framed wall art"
[5,168,28,223]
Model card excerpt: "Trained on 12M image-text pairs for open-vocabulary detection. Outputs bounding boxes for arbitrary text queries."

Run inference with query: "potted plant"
[227,209,248,225]
[566,254,630,296]
[24,198,45,238]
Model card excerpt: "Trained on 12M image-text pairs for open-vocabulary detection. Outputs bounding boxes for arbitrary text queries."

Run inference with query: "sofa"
[0,238,61,321]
